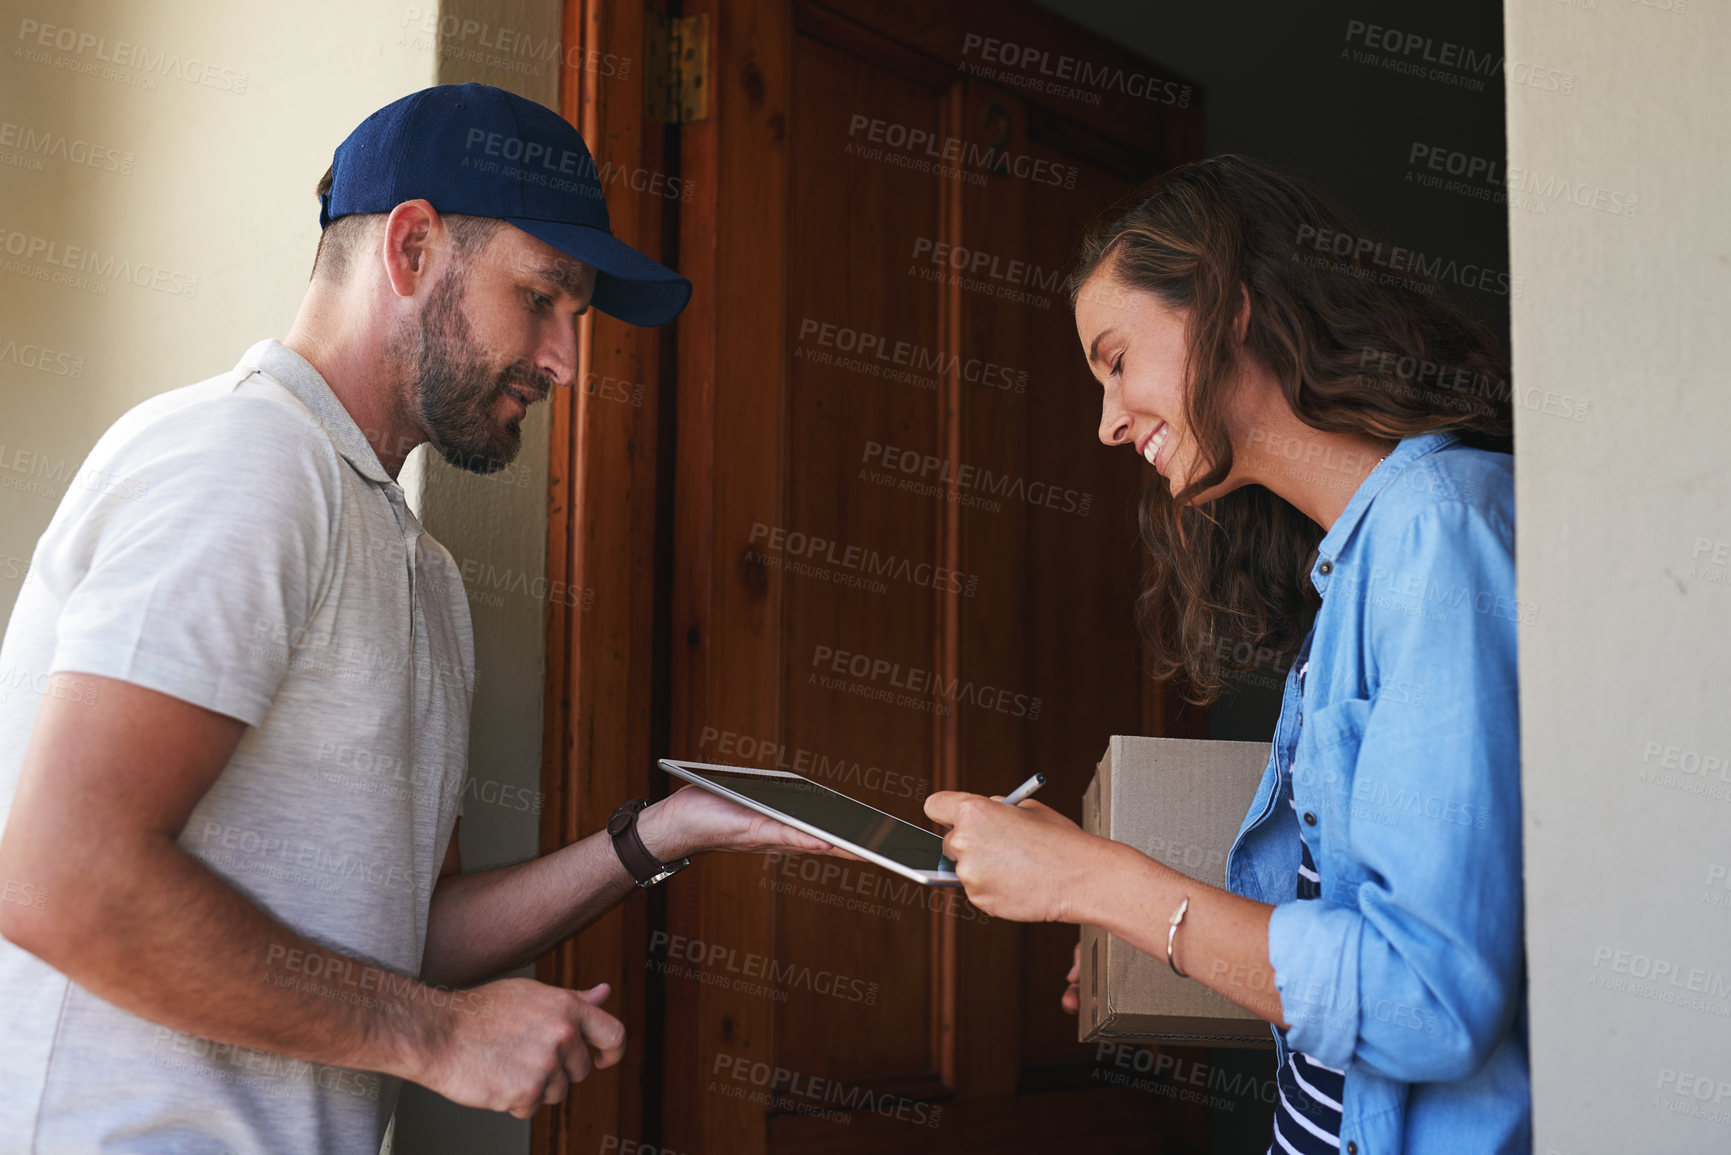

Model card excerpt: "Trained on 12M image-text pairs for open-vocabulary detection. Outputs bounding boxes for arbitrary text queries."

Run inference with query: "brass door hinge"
[645,12,709,124]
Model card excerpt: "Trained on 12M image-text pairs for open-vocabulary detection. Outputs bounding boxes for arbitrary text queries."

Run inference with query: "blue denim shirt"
[1225,430,1530,1155]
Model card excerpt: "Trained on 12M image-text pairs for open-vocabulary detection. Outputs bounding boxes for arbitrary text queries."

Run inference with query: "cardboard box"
[1079,735,1275,1048]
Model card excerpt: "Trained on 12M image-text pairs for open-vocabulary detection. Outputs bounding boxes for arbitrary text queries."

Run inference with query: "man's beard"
[407,268,543,476]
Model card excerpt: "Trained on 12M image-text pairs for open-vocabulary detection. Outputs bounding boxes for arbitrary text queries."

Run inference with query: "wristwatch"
[608,799,691,888]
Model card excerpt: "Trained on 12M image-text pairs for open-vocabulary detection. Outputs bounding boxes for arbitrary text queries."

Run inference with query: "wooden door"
[539,2,1211,1153]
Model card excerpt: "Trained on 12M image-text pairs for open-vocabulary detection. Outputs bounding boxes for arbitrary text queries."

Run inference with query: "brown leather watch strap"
[608,799,690,887]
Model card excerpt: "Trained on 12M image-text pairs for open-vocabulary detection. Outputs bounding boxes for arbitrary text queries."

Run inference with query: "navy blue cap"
[320,83,691,328]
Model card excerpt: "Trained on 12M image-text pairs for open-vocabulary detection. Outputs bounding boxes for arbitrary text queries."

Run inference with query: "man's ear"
[381,199,442,298]
[1235,282,1252,343]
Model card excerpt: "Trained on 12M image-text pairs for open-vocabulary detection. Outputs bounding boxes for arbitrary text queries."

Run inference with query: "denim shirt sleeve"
[1266,499,1525,1084]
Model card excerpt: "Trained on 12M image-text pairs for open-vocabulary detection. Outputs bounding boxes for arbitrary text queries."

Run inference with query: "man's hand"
[408,978,625,1119]
[635,784,838,860]
[923,791,1110,923]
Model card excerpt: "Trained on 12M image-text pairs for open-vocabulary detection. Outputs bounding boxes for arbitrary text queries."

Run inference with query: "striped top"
[1270,660,1346,1155]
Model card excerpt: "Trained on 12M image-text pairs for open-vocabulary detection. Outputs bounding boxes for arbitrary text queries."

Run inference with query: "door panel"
[543,1,1212,1152]
[777,30,946,1088]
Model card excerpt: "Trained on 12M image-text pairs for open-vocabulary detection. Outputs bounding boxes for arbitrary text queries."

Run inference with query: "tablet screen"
[691,768,954,873]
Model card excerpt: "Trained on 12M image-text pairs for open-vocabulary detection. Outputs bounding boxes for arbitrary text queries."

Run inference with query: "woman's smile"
[1138,421,1171,470]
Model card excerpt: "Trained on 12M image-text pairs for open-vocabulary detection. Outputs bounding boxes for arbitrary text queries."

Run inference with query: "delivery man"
[0,83,829,1154]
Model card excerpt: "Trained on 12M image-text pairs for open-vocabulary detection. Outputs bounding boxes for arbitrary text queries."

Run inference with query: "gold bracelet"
[1166,896,1190,979]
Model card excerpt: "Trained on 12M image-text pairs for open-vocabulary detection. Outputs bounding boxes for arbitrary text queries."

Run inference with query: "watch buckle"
[638,856,691,888]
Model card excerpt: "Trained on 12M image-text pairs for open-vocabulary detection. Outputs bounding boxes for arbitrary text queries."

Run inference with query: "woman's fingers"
[923,789,978,826]
[1061,940,1082,1013]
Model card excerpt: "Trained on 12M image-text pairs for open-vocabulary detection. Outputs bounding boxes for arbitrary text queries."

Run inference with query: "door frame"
[535,1,680,1152]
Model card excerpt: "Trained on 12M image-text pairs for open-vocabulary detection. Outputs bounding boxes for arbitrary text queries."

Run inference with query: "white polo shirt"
[0,339,475,1154]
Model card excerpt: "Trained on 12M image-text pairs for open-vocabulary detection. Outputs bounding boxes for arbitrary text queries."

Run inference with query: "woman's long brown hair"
[1067,154,1513,704]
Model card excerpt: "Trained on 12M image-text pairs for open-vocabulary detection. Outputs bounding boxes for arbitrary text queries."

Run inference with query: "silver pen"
[1001,772,1047,806]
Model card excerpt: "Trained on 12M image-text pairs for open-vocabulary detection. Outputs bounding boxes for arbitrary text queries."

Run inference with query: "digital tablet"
[659,759,961,887]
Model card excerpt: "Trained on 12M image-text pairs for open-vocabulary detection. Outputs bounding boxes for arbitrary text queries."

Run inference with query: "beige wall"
[0,3,557,1153]
[0,2,432,621]
[1506,2,1731,1152]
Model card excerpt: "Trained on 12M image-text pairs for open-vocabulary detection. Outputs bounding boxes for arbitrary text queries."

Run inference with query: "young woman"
[924,155,1528,1154]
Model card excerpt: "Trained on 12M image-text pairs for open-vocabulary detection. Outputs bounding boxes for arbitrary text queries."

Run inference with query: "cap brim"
[507,218,691,328]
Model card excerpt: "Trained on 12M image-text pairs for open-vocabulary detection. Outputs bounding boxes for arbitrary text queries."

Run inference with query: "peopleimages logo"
[1653,1068,1731,1128]
[196,822,418,894]
[794,317,1028,396]
[0,335,84,378]
[647,931,880,1005]
[959,33,1193,107]
[910,237,1062,292]
[151,1028,382,1100]
[845,114,1078,189]
[1407,143,1639,219]
[710,1051,944,1129]
[1354,346,1590,424]
[698,726,930,800]
[0,120,134,175]
[0,445,150,504]
[401,7,631,79]
[1292,223,1522,300]
[862,440,1091,518]
[0,665,103,710]
[748,522,980,598]
[1590,945,1731,1006]
[907,236,1063,310]
[15,18,250,94]
[461,130,693,203]
[0,227,199,298]
[1340,18,1575,96]
[809,643,1042,720]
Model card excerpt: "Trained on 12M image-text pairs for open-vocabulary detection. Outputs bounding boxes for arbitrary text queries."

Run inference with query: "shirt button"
[1319,560,1334,575]
[1303,811,1317,826]
[1347,1143,1358,1155]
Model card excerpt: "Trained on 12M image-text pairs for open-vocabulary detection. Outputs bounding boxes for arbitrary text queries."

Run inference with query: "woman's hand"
[923,791,1108,923]
[1062,941,1081,1014]
[637,785,846,859]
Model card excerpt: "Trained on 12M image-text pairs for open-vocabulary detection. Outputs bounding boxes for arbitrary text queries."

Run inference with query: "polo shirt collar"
[237,338,395,486]
[1310,429,1460,595]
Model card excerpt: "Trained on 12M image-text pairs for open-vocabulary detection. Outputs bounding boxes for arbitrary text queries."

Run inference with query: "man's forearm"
[2,834,448,1084]
[420,827,641,989]
[420,797,703,989]
[420,785,842,989]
